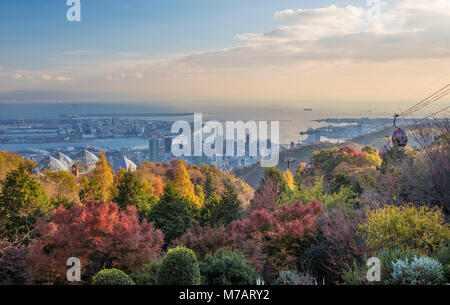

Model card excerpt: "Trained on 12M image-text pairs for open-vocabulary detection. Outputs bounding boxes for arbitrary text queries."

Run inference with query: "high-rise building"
[164,136,173,154]
[149,136,160,162]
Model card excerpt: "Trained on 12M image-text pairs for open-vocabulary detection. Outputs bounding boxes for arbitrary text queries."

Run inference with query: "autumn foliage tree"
[172,162,202,207]
[230,199,323,281]
[27,201,163,284]
[79,153,114,203]
[0,152,36,181]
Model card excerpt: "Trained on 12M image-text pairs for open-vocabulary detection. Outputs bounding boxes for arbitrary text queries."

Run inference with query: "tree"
[200,247,258,285]
[27,201,163,284]
[114,169,155,219]
[0,152,36,181]
[92,268,135,285]
[130,261,161,285]
[199,193,221,227]
[204,172,218,199]
[172,162,201,207]
[158,246,201,285]
[0,164,50,239]
[91,153,114,201]
[40,170,78,203]
[230,199,323,281]
[284,169,295,191]
[79,154,115,203]
[208,185,243,227]
[173,223,265,274]
[360,205,450,255]
[299,209,368,284]
[259,167,288,195]
[250,184,279,212]
[147,183,194,246]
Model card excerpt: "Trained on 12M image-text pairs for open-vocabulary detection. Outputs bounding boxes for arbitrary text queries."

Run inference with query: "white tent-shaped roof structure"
[75,149,99,166]
[57,152,74,167]
[114,156,137,171]
[34,156,69,173]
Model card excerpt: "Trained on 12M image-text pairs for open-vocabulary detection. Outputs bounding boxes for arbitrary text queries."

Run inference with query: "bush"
[131,262,161,285]
[174,223,265,274]
[272,270,318,285]
[299,210,367,284]
[392,256,445,285]
[92,269,135,285]
[342,248,420,285]
[158,246,201,285]
[0,244,31,285]
[200,248,258,285]
[360,205,450,255]
[231,199,322,282]
[433,245,450,283]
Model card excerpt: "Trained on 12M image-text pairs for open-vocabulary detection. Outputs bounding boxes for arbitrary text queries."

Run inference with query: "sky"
[0,0,449,112]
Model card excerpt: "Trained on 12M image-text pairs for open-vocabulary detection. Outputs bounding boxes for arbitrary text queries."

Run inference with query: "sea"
[0,102,388,152]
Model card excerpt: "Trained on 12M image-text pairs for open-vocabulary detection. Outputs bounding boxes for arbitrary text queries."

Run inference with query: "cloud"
[2,0,450,103]
[226,0,450,66]
[56,76,74,81]
[61,50,91,56]
[11,73,23,80]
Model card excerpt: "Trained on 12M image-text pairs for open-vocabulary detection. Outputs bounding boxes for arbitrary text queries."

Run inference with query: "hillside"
[233,124,410,188]
[233,142,336,188]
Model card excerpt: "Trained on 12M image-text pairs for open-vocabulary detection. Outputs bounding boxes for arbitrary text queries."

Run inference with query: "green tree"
[200,248,258,285]
[131,261,161,285]
[91,268,135,285]
[147,183,194,246]
[114,169,155,219]
[158,246,201,285]
[0,164,51,238]
[209,185,243,227]
[204,173,218,199]
[199,192,221,226]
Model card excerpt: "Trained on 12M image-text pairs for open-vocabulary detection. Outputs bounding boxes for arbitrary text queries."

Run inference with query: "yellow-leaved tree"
[91,153,114,202]
[284,169,295,191]
[360,205,450,255]
[172,162,202,207]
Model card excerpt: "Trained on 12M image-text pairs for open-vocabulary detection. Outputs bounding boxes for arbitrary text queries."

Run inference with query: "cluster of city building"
[0,117,172,144]
[1,117,273,174]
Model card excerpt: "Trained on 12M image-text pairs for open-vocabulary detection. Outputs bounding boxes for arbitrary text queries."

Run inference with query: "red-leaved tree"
[27,201,163,284]
[230,199,323,281]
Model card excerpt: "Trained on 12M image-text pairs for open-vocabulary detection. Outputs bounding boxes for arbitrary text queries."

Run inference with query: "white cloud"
[11,73,23,80]
[56,76,74,81]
